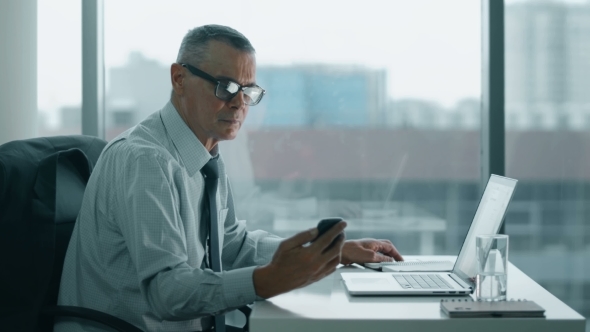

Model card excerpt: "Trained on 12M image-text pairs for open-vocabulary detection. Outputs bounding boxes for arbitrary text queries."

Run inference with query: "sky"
[38,0,482,121]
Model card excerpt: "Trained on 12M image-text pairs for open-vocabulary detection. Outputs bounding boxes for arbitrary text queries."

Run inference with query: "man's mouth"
[220,119,240,125]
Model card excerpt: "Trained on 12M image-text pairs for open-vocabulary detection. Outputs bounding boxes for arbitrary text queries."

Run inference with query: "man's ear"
[170,63,185,96]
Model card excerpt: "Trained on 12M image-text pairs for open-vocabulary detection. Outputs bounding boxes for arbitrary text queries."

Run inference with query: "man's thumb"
[281,227,318,248]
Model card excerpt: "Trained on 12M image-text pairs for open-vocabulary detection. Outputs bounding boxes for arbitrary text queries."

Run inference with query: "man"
[56,25,402,332]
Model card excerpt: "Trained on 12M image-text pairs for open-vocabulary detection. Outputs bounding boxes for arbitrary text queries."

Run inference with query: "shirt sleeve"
[115,152,258,321]
[219,177,283,271]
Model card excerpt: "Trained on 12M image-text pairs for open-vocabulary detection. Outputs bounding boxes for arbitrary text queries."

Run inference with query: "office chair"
[0,135,141,332]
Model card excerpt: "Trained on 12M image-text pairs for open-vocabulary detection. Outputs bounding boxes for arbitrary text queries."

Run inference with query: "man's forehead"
[201,41,256,83]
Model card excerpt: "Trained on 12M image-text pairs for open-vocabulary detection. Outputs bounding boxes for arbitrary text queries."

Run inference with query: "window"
[103,0,481,256]
[505,0,590,325]
[37,0,82,136]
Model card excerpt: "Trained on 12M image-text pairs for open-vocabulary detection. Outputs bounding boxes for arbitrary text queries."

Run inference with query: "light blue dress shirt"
[56,101,282,331]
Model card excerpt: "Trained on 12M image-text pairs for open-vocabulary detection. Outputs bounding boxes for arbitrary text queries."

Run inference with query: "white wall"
[0,0,37,145]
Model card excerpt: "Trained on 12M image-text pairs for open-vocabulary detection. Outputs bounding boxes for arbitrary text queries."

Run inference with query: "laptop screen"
[453,175,518,282]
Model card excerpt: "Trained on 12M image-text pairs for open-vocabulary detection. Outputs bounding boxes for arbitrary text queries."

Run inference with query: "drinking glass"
[475,234,509,301]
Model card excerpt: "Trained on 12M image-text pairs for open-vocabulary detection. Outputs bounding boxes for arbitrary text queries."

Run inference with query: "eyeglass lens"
[216,80,263,105]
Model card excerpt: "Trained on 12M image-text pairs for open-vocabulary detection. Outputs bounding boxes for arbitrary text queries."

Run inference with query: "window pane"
[505,0,590,326]
[104,0,480,255]
[37,0,82,136]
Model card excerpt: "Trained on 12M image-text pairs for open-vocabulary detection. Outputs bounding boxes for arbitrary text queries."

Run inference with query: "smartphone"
[314,217,344,250]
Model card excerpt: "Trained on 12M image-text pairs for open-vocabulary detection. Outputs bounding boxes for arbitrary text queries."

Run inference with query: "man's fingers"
[352,247,386,263]
[327,254,341,268]
[323,232,346,255]
[310,221,347,252]
[377,240,404,261]
[373,252,394,262]
[280,227,318,250]
[310,254,341,283]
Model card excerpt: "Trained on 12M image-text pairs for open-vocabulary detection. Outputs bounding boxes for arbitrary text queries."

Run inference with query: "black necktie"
[200,157,225,332]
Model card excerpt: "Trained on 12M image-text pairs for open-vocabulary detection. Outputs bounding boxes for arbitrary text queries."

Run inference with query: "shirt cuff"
[221,266,258,308]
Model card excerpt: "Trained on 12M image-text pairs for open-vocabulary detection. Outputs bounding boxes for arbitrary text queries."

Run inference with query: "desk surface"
[250,256,586,332]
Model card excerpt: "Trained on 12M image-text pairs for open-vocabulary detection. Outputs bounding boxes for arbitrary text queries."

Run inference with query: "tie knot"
[200,157,219,179]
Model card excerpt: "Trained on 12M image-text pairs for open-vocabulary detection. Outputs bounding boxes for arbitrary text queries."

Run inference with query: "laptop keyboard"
[393,274,452,289]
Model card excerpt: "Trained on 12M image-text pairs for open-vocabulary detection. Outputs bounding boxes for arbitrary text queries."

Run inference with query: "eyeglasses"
[180,63,265,106]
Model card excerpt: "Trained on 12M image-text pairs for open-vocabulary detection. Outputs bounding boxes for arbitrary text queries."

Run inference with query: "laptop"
[341,174,518,295]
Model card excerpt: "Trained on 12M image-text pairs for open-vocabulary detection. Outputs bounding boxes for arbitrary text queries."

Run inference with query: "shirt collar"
[160,101,218,176]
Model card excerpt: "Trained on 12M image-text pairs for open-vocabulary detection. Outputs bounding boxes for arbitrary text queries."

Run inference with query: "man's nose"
[228,90,246,109]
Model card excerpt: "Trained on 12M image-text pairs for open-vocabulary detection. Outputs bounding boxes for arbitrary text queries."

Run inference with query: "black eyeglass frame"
[180,63,265,106]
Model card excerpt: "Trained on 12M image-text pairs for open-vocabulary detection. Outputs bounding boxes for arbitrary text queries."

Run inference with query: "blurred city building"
[253,65,387,128]
[505,0,590,131]
[105,52,169,139]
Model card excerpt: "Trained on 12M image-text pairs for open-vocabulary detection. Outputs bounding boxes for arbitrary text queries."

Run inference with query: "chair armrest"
[41,305,143,332]
[238,305,252,331]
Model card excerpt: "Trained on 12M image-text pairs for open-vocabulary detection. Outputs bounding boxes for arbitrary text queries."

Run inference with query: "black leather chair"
[0,135,141,332]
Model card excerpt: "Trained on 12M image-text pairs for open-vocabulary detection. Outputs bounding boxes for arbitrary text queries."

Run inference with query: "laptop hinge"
[448,274,473,290]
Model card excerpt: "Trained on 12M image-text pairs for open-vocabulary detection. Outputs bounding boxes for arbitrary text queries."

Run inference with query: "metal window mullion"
[82,0,105,138]
[481,0,506,231]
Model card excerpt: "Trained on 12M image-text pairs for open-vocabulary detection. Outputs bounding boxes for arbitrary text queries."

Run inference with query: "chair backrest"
[0,135,107,331]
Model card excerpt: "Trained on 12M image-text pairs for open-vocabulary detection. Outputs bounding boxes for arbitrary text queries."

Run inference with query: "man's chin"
[219,130,239,141]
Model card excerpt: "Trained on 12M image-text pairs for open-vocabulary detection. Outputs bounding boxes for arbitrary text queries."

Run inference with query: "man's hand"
[340,238,403,265]
[253,221,347,299]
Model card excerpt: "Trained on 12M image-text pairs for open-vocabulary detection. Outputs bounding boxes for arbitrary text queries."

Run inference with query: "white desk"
[250,256,586,332]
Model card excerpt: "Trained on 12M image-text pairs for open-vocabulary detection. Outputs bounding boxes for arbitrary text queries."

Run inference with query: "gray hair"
[176,24,256,66]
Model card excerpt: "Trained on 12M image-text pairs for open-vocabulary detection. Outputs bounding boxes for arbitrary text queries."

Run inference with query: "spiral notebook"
[440,298,546,318]
[365,259,454,272]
